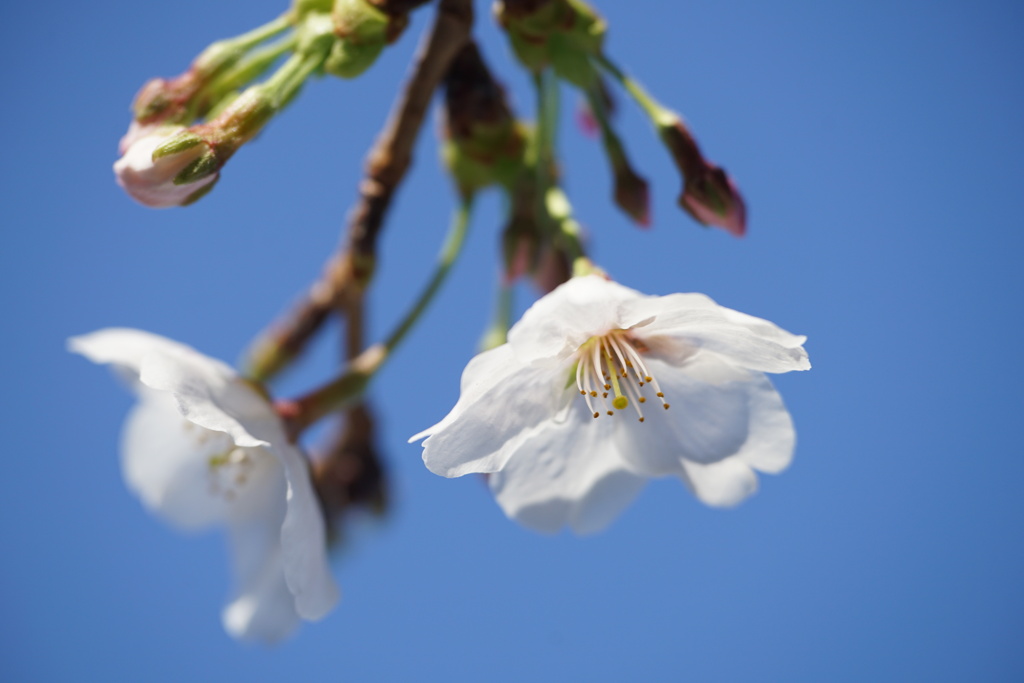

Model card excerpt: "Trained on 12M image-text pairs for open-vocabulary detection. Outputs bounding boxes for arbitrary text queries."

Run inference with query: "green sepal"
[152,131,204,159]
[563,0,606,55]
[549,36,599,89]
[506,31,549,72]
[174,152,219,185]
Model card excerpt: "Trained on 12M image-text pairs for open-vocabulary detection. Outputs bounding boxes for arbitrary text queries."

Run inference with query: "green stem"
[533,70,560,192]
[479,281,513,351]
[204,33,299,107]
[195,14,293,76]
[230,14,294,51]
[583,84,627,168]
[382,198,473,353]
[287,198,475,435]
[593,53,676,128]
[544,186,586,265]
[259,46,327,111]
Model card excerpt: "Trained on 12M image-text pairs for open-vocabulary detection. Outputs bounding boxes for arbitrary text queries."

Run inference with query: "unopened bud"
[117,87,275,208]
[659,120,746,237]
[502,213,541,284]
[130,72,203,129]
[311,404,388,540]
[326,0,421,78]
[114,126,218,208]
[614,163,650,227]
[679,167,746,238]
[533,242,573,293]
[442,42,528,198]
[495,0,605,84]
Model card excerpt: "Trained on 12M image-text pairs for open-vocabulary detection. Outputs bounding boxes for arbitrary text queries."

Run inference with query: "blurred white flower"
[412,275,810,534]
[69,329,339,642]
[113,126,217,208]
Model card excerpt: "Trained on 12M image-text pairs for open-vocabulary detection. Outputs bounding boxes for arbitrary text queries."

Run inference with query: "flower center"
[207,447,258,502]
[182,420,258,502]
[574,330,670,422]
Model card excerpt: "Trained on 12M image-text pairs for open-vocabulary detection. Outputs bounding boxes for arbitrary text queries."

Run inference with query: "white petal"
[625,294,810,374]
[416,346,568,478]
[732,375,796,475]
[410,345,522,443]
[68,328,198,378]
[507,275,643,363]
[489,402,646,535]
[616,356,753,477]
[719,307,807,349]
[68,328,266,447]
[679,457,759,507]
[136,347,269,450]
[268,437,340,622]
[222,498,301,643]
[615,354,795,507]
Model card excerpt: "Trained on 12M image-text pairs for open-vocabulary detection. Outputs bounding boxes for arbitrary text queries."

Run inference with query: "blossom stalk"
[583,83,650,226]
[595,53,746,236]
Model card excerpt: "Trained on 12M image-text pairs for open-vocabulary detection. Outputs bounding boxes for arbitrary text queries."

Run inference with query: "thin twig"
[244,0,474,380]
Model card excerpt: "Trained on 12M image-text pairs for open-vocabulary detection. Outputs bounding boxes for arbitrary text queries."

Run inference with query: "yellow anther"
[638,396,646,403]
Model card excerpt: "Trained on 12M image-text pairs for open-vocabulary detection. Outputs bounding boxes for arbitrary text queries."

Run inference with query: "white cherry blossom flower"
[68,328,339,642]
[114,125,217,208]
[411,275,810,534]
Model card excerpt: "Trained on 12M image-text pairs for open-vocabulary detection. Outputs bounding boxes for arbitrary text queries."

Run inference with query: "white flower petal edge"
[69,328,339,640]
[411,275,810,534]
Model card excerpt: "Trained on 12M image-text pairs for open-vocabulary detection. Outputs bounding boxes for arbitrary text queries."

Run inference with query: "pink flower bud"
[113,126,218,208]
[660,120,746,237]
[679,167,746,238]
[614,163,651,228]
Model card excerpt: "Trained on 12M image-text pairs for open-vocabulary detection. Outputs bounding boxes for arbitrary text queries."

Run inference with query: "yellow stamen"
[573,329,670,421]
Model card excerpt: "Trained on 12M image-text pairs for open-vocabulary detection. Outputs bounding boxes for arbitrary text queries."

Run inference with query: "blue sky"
[3,1,1023,681]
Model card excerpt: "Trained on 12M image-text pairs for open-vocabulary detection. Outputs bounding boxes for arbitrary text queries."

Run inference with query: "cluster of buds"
[114,1,431,209]
[441,42,576,293]
[494,0,744,236]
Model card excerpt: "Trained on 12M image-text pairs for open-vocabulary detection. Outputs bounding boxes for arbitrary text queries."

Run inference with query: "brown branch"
[244,0,474,380]
[349,0,474,265]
